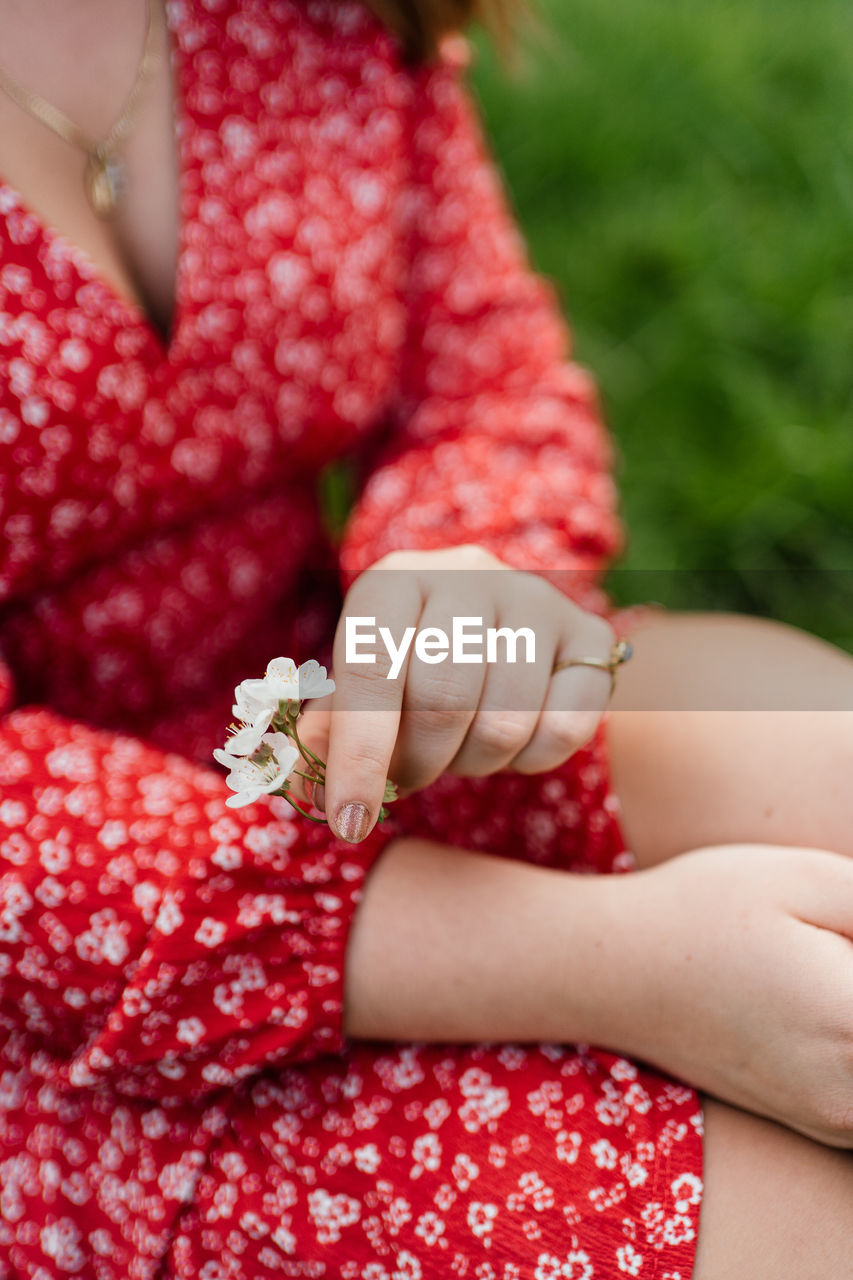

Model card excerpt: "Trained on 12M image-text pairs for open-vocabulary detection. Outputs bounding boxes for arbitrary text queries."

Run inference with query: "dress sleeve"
[0,676,396,1102]
[340,52,624,606]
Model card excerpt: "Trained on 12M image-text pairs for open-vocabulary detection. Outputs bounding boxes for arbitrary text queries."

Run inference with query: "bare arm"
[345,835,621,1044]
[345,837,853,1150]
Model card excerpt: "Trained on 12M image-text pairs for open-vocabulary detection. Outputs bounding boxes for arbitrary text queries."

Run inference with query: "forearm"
[343,835,629,1044]
[345,837,853,1155]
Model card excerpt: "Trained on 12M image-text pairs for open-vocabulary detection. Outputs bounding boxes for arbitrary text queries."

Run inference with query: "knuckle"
[408,682,473,735]
[543,709,600,756]
[521,567,556,601]
[341,654,398,687]
[471,710,531,759]
[340,736,393,777]
[368,548,417,572]
[340,562,420,619]
[371,549,404,569]
[456,543,500,569]
[340,571,377,609]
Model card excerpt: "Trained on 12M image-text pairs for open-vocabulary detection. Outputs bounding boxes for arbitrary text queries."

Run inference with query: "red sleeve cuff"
[0,707,397,1102]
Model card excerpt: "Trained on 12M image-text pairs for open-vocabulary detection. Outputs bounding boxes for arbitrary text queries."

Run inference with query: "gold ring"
[551,638,633,698]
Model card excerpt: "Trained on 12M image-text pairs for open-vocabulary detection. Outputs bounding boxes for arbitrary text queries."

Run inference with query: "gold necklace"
[0,0,159,219]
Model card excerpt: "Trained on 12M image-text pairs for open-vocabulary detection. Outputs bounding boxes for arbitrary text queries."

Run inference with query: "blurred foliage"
[470,0,853,648]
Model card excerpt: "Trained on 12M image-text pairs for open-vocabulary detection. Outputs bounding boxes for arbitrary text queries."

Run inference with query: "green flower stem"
[292,768,324,783]
[285,707,327,772]
[276,789,329,824]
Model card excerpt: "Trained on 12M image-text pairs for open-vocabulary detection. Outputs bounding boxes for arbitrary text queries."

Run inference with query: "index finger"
[324,568,423,842]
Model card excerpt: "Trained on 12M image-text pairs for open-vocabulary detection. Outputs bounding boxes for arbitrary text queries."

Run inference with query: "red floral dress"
[0,2,703,1276]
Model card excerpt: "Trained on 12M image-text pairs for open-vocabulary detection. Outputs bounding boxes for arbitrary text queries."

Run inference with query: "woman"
[0,1,850,1277]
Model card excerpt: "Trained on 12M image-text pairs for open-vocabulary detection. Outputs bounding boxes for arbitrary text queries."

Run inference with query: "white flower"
[237,657,335,716]
[239,657,301,713]
[296,659,335,700]
[221,707,274,757]
[215,734,300,809]
[232,682,273,723]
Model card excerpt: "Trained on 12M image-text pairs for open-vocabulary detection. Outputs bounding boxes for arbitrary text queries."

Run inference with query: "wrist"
[344,835,649,1048]
[576,860,712,1073]
[554,869,660,1053]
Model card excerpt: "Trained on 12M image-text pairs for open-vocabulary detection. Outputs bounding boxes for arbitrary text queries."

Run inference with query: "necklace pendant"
[84,149,124,219]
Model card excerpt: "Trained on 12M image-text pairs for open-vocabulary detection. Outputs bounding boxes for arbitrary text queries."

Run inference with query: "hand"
[591,844,853,1148]
[299,544,617,842]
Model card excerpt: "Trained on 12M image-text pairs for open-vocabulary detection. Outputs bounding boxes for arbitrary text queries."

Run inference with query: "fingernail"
[313,783,325,813]
[335,802,370,843]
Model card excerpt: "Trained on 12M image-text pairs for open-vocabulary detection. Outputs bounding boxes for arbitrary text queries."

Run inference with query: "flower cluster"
[213,657,396,822]
[213,658,333,813]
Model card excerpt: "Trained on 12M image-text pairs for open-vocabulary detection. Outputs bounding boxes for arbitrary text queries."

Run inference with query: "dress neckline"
[0,5,187,360]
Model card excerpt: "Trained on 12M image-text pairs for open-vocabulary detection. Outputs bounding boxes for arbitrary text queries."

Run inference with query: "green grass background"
[470,0,853,647]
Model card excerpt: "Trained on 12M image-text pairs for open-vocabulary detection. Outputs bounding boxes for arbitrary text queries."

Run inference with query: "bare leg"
[696,1097,853,1278]
[607,613,853,868]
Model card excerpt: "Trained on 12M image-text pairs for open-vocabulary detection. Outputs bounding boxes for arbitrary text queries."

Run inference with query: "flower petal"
[238,679,283,715]
[262,657,301,701]
[225,788,264,808]
[213,748,244,771]
[298,659,335,700]
[226,708,274,755]
[233,681,274,722]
